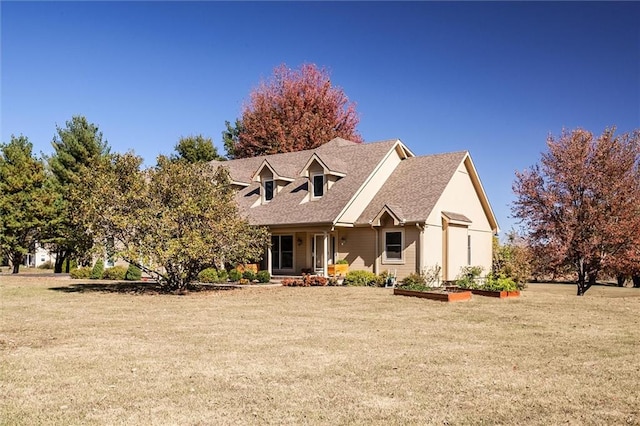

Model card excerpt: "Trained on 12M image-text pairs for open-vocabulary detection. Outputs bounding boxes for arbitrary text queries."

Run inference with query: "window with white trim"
[312,173,324,198]
[263,179,274,202]
[383,230,404,263]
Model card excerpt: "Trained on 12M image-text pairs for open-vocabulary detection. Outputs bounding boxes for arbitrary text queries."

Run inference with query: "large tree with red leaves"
[512,128,640,295]
[223,64,362,159]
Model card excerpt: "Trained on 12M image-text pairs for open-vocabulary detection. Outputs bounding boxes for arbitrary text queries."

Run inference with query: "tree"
[0,135,54,273]
[172,135,223,163]
[512,128,640,296]
[225,63,363,159]
[86,154,270,291]
[492,231,532,288]
[45,115,111,272]
[222,119,244,160]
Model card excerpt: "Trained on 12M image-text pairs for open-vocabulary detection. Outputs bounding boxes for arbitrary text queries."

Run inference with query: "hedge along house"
[211,138,499,282]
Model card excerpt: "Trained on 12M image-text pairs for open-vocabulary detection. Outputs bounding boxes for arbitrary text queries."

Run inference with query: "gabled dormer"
[299,153,346,201]
[251,159,294,204]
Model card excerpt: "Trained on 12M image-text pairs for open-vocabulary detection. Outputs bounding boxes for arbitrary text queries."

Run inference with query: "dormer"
[299,153,346,201]
[251,159,294,204]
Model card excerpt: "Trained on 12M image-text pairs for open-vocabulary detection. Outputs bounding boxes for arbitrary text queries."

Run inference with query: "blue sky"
[2,1,639,234]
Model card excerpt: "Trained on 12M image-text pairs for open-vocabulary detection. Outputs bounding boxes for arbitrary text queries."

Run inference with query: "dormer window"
[263,179,274,202]
[312,173,324,198]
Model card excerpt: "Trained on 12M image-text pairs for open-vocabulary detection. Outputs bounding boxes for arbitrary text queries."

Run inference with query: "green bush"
[90,259,105,280]
[124,264,142,281]
[217,269,228,283]
[256,270,271,283]
[228,269,242,282]
[456,265,484,289]
[336,259,348,265]
[69,267,91,279]
[198,268,219,283]
[242,270,256,281]
[484,273,518,291]
[102,266,127,280]
[344,270,379,287]
[38,261,53,269]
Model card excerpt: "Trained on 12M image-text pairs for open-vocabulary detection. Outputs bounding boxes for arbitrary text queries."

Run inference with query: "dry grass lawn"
[1,274,639,425]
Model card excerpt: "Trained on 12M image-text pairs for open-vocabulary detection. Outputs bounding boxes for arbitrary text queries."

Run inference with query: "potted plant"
[328,259,349,277]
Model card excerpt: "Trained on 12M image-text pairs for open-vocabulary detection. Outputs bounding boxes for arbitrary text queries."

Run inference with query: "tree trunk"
[633,275,640,288]
[11,252,23,274]
[54,249,65,273]
[616,275,627,287]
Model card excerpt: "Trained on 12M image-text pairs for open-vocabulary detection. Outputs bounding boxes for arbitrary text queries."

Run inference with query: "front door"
[312,234,325,272]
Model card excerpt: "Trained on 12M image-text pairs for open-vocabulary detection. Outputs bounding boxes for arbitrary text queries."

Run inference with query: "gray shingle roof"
[215,138,401,226]
[356,151,468,225]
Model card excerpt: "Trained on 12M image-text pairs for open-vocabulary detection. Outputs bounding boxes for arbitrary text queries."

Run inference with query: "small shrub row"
[197,267,271,284]
[70,263,142,281]
[344,270,383,287]
[281,274,328,287]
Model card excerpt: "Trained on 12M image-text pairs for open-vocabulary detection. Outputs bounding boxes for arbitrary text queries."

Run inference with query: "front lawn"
[1,275,638,424]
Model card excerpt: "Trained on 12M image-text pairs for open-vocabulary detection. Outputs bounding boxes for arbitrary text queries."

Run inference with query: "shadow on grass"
[48,281,238,295]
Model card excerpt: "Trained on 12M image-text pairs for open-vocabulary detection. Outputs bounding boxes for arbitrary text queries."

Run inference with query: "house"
[211,138,499,282]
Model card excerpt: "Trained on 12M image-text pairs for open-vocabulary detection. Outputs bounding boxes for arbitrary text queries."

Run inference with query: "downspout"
[371,224,379,275]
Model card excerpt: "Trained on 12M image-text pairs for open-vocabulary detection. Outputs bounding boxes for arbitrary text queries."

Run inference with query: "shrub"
[217,269,228,283]
[281,277,303,287]
[303,274,327,286]
[38,261,53,269]
[242,270,256,281]
[256,270,271,283]
[69,267,91,279]
[90,259,104,280]
[336,259,348,265]
[228,269,242,282]
[401,272,427,287]
[344,270,378,287]
[103,266,127,280]
[198,268,219,283]
[124,264,142,281]
[456,265,484,289]
[484,273,518,291]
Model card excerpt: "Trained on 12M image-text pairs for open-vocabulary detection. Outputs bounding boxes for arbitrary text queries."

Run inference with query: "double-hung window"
[383,230,403,263]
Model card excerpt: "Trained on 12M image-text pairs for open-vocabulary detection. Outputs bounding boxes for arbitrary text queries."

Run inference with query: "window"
[271,235,293,270]
[467,235,471,265]
[312,174,324,198]
[384,230,403,263]
[263,180,274,202]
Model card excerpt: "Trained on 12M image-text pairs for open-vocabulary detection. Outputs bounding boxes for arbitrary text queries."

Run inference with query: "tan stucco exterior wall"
[336,227,376,272]
[425,160,495,281]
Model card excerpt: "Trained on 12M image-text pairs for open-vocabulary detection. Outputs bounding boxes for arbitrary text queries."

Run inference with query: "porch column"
[323,231,329,277]
[267,243,272,276]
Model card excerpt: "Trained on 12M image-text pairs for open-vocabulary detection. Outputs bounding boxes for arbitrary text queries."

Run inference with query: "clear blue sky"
[2,1,639,234]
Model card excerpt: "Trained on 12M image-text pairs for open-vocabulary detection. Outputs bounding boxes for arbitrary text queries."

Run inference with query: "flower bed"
[394,287,472,302]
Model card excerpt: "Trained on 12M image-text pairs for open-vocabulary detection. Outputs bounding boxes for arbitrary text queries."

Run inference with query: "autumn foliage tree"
[224,63,362,158]
[512,128,640,295]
